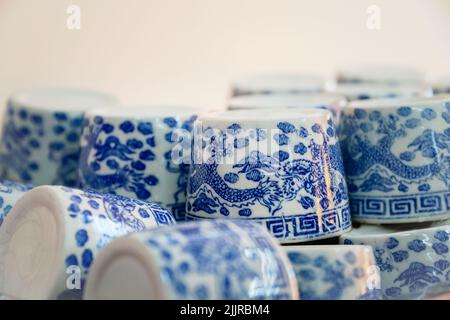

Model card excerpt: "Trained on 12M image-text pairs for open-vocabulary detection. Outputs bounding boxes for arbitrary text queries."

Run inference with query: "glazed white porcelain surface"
[231,72,324,96]
[336,95,450,223]
[0,180,33,226]
[432,78,450,95]
[0,185,175,299]
[284,244,381,300]
[0,88,118,187]
[185,108,351,243]
[84,220,299,300]
[227,93,346,111]
[326,83,429,101]
[78,105,199,221]
[340,220,450,299]
[336,64,425,85]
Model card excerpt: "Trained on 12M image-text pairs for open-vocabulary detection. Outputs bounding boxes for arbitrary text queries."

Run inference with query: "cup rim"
[328,82,426,96]
[347,95,450,110]
[228,93,346,110]
[342,219,450,240]
[336,64,425,84]
[9,87,118,112]
[86,105,201,119]
[197,107,331,124]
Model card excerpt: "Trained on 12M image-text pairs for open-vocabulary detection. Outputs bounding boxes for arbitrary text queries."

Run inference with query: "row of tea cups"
[1,178,448,300]
[0,64,449,299]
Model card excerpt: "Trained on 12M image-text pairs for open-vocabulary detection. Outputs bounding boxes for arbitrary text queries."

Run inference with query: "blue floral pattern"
[0,180,33,226]
[130,220,298,299]
[340,225,450,299]
[285,246,382,300]
[53,186,175,299]
[0,101,84,187]
[337,99,450,221]
[78,114,197,221]
[186,116,351,242]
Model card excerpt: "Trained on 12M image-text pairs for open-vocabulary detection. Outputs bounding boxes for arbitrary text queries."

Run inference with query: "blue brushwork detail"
[78,114,197,221]
[338,101,450,220]
[186,119,350,241]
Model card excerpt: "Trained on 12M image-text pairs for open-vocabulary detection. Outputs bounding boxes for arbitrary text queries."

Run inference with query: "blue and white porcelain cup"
[336,64,425,85]
[326,83,430,101]
[337,96,450,223]
[432,78,450,95]
[340,220,450,299]
[284,245,381,300]
[0,88,118,187]
[0,180,33,226]
[231,72,324,97]
[185,108,352,243]
[228,93,346,111]
[84,220,299,300]
[78,106,198,221]
[0,185,175,299]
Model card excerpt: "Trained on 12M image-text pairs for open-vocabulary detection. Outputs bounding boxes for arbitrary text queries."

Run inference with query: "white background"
[0,0,449,110]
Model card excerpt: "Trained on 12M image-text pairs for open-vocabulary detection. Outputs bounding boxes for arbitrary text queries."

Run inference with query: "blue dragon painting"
[187,120,348,219]
[339,105,450,195]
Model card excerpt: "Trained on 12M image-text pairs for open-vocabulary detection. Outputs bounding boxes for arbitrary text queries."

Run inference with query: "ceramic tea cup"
[0,180,33,226]
[228,93,346,111]
[231,72,324,97]
[0,185,175,300]
[284,245,382,300]
[84,219,299,300]
[326,83,430,101]
[340,220,450,299]
[432,77,450,95]
[185,108,351,243]
[336,95,450,223]
[0,88,118,187]
[336,64,425,85]
[78,105,198,221]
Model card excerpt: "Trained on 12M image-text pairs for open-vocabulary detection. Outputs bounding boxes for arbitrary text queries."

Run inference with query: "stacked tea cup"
[0,65,449,300]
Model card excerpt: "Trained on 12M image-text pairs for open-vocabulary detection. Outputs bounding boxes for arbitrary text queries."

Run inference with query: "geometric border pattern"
[350,190,450,220]
[186,203,352,242]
